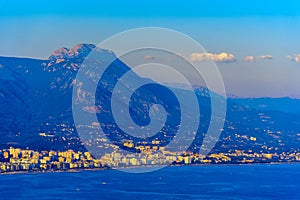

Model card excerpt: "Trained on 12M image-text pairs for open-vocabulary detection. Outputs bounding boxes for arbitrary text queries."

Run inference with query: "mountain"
[0,43,299,157]
[48,43,96,61]
[231,97,300,115]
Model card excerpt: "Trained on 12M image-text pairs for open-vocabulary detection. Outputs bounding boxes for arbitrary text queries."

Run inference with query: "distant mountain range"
[231,97,300,115]
[0,43,299,156]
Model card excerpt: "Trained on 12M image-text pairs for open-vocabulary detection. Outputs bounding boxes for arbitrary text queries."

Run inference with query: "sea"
[0,164,299,200]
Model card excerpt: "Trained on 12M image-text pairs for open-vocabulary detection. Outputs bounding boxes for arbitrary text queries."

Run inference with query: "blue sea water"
[0,164,299,200]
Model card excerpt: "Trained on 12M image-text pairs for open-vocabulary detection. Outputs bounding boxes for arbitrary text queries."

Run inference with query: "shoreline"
[1,161,299,175]
[0,166,109,175]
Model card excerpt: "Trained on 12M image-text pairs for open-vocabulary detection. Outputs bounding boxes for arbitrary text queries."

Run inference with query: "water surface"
[0,164,299,200]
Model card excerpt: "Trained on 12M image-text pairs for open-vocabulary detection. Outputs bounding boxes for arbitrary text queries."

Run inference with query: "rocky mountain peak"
[48,43,96,60]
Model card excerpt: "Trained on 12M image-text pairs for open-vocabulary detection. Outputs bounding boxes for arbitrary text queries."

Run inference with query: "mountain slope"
[0,44,299,157]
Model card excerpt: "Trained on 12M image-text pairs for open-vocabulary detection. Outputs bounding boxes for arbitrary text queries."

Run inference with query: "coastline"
[1,161,299,175]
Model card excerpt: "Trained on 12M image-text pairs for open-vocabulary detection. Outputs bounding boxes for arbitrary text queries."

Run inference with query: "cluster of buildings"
[0,147,102,173]
[1,144,300,173]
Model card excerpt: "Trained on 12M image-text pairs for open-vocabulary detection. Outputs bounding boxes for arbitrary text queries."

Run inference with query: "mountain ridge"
[0,43,299,157]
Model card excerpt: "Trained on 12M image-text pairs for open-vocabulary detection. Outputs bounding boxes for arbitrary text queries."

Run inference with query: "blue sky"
[0,0,300,97]
[1,1,300,17]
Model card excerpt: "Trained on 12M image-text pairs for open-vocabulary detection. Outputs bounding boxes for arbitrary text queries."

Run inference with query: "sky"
[0,0,300,98]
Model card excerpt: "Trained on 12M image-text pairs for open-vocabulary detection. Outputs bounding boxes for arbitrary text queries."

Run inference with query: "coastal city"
[1,142,300,173]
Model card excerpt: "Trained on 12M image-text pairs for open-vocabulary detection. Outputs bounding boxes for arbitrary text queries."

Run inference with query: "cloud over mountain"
[258,55,272,60]
[287,54,300,62]
[244,55,273,63]
[244,56,255,63]
[190,52,236,63]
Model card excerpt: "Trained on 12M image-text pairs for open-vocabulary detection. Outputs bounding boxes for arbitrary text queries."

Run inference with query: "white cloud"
[244,56,255,63]
[287,54,300,63]
[190,52,236,63]
[258,55,272,60]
